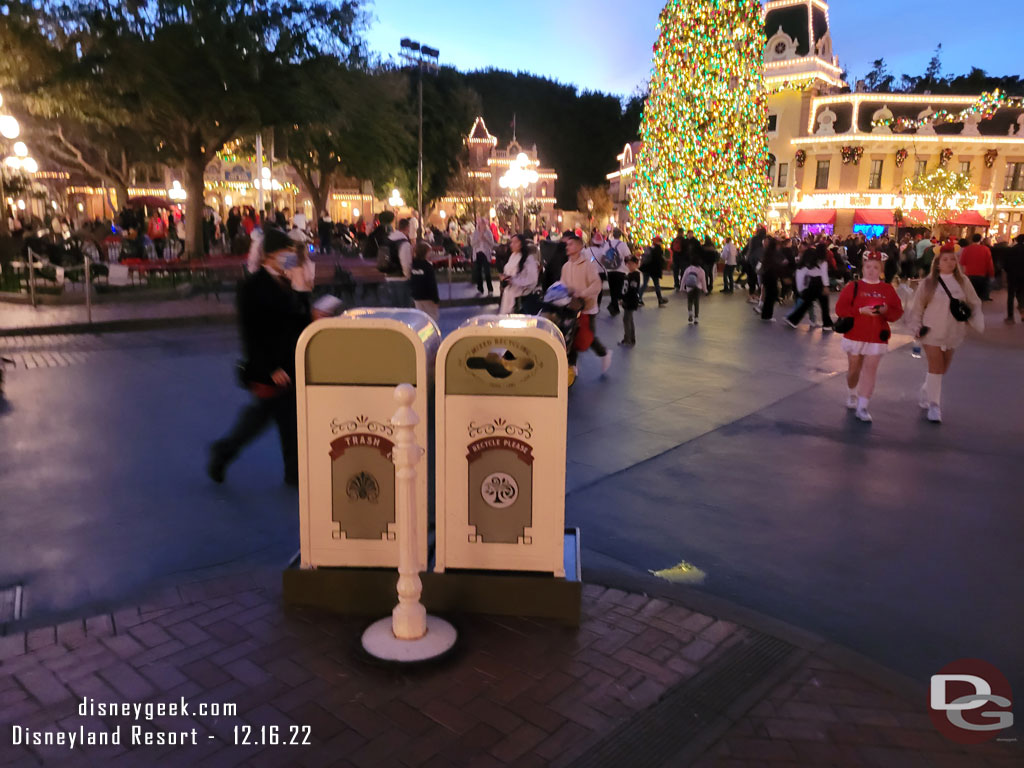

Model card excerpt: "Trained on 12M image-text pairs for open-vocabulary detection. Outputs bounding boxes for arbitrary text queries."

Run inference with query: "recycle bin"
[295,308,439,570]
[435,315,569,576]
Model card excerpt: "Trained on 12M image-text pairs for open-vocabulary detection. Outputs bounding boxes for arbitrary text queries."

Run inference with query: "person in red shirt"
[959,234,994,301]
[834,251,904,423]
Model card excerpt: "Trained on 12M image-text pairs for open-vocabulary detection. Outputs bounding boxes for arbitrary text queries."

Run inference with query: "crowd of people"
[202,207,1023,485]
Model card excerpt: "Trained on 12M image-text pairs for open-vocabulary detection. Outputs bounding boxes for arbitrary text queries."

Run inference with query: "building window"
[777,163,788,188]
[915,159,927,178]
[541,184,547,197]
[767,114,778,133]
[1004,162,1024,191]
[815,160,830,190]
[868,159,883,190]
[960,161,971,178]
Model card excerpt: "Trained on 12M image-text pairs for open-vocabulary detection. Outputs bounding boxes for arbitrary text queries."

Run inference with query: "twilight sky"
[365,0,1021,99]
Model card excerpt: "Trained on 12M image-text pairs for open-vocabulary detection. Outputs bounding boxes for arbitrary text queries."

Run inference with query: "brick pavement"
[0,574,1018,767]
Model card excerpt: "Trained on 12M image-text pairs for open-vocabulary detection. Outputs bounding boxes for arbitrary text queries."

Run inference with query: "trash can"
[295,308,439,570]
[435,315,569,576]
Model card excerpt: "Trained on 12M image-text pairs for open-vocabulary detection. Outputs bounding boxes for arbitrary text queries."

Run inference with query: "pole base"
[361,615,457,662]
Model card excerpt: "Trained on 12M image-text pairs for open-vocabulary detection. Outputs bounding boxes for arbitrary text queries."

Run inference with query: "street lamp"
[400,38,440,242]
[389,188,405,210]
[498,153,538,233]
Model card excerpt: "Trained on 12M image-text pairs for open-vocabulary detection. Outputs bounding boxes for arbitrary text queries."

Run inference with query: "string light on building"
[630,0,770,244]
[168,180,187,201]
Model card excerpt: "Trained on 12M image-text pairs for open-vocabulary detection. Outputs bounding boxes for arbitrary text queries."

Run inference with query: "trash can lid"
[454,315,565,347]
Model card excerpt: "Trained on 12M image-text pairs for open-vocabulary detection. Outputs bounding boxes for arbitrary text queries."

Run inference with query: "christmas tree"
[629,0,769,245]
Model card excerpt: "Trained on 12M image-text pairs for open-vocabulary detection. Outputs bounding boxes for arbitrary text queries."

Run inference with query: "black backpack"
[377,235,405,275]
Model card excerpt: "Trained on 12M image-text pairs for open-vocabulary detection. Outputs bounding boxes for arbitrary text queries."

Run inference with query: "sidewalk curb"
[581,551,928,705]
[0,298,498,337]
[0,313,237,337]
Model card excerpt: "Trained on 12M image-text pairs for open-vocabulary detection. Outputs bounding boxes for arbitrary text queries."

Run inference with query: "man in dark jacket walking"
[208,227,311,486]
[641,236,668,306]
[1005,234,1024,323]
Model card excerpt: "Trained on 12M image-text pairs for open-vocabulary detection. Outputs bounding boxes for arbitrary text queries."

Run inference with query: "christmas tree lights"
[629,0,769,245]
[906,167,972,227]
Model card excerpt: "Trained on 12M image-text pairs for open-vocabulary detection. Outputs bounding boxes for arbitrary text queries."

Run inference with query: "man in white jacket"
[561,233,611,377]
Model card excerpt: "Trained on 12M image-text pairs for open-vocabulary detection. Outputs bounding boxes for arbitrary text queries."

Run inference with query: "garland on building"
[870,89,1024,133]
[895,148,908,167]
[794,149,807,168]
[841,146,864,165]
[985,149,999,168]
[939,148,954,167]
[629,0,769,244]
[766,76,820,95]
[905,167,973,226]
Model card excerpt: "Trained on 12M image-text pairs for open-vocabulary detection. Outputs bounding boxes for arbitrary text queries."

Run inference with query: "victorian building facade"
[432,116,559,229]
[609,0,1024,242]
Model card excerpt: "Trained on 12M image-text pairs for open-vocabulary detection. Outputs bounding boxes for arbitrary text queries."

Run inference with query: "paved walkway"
[2,281,1022,765]
[1,572,1017,767]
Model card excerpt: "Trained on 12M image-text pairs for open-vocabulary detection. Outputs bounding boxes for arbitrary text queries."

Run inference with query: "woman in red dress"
[834,251,904,423]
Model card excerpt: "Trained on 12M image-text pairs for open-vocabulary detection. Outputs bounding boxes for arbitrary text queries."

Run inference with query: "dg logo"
[930,658,1014,744]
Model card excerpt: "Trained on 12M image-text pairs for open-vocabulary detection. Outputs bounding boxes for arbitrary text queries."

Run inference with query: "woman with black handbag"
[907,242,984,423]
[834,252,904,423]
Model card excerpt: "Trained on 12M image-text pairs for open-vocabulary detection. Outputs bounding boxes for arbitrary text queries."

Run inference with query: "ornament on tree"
[628,0,768,245]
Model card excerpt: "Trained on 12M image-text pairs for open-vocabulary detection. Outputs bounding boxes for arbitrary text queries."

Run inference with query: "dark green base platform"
[283,528,582,627]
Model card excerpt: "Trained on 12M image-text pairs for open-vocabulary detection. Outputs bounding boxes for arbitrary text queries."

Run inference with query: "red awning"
[853,209,895,226]
[947,210,990,227]
[899,210,929,224]
[792,209,837,225]
[129,195,172,210]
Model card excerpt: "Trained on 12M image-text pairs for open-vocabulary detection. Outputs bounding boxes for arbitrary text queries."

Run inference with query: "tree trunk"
[113,183,129,215]
[183,138,207,260]
[309,186,324,224]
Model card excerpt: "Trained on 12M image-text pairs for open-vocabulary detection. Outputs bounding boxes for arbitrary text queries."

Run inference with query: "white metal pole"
[27,248,36,308]
[84,254,92,324]
[361,383,457,662]
[391,382,426,640]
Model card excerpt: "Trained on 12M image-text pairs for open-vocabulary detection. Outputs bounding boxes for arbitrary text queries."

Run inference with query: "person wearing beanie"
[834,251,904,423]
[907,242,984,423]
[208,226,311,486]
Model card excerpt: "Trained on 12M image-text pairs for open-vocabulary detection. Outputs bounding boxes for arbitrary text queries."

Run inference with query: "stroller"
[518,283,581,388]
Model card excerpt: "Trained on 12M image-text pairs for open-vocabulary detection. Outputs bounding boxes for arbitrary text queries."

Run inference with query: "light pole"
[400,39,439,243]
[498,152,538,234]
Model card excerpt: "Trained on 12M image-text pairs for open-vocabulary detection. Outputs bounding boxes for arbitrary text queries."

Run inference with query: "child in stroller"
[518,282,581,387]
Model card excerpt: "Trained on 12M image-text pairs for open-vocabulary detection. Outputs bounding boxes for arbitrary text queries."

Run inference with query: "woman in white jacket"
[907,243,984,423]
[499,234,539,314]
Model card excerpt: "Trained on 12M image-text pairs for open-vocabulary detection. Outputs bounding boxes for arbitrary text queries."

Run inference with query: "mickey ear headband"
[863,251,887,262]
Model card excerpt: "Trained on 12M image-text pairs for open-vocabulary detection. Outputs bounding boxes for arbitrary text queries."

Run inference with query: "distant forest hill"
[459,69,645,210]
[859,47,1024,96]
